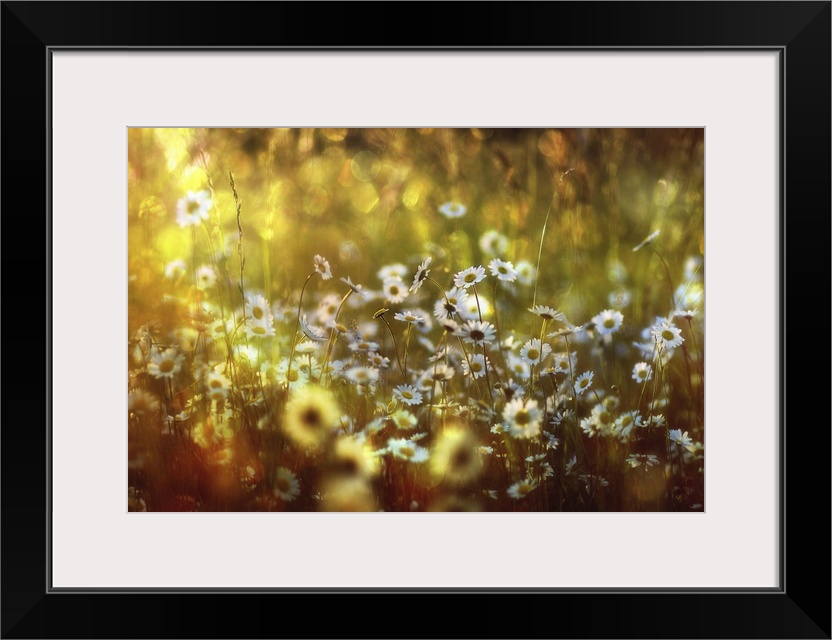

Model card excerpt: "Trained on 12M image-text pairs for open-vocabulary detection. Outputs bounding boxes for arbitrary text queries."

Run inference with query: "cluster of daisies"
[128,195,704,512]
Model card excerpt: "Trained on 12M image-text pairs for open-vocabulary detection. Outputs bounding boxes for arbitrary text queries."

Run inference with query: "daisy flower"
[651,322,685,349]
[391,409,418,430]
[394,384,423,406]
[453,265,487,289]
[502,398,543,439]
[196,265,216,289]
[340,276,366,298]
[438,201,467,218]
[552,351,577,374]
[668,429,696,452]
[317,294,341,324]
[245,293,272,323]
[425,362,455,383]
[514,260,537,286]
[206,371,231,401]
[394,309,426,325]
[300,315,328,342]
[387,438,430,463]
[432,286,468,321]
[544,432,560,450]
[378,263,408,281]
[458,294,492,320]
[592,309,624,335]
[507,478,538,499]
[626,454,660,470]
[462,353,489,379]
[283,385,341,448]
[632,362,653,383]
[460,320,497,346]
[438,318,461,335]
[344,366,380,386]
[313,254,332,280]
[147,347,184,379]
[383,277,409,304]
[520,338,552,366]
[615,411,642,439]
[273,467,301,501]
[347,335,379,353]
[488,258,517,282]
[479,230,509,256]
[409,257,432,293]
[273,358,310,390]
[246,317,275,339]
[164,259,187,279]
[176,189,212,227]
[573,370,594,396]
[674,308,698,321]
[367,352,390,369]
[529,305,566,322]
[549,409,574,428]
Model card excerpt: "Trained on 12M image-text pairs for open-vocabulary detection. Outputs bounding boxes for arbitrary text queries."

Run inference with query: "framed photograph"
[4,1,829,638]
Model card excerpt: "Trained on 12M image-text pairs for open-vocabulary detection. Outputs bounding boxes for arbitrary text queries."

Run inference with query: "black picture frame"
[3,2,829,638]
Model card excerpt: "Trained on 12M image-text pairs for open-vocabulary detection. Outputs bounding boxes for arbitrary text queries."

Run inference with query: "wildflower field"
[128,128,704,512]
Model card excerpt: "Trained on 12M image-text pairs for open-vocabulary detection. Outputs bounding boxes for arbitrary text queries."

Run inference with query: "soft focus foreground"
[128,128,704,512]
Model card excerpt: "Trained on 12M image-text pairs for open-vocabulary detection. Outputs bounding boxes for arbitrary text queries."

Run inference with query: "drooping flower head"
[409,257,433,293]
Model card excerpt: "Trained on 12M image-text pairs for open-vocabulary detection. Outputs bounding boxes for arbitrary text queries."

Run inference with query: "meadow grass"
[127,127,704,512]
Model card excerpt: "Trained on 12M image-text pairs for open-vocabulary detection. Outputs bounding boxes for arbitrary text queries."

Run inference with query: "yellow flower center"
[159,359,175,373]
[402,391,413,399]
[580,378,589,388]
[527,349,540,360]
[515,410,530,426]
[464,273,476,283]
[662,329,675,341]
[400,445,415,458]
[253,306,264,320]
[604,318,615,329]
[472,362,482,372]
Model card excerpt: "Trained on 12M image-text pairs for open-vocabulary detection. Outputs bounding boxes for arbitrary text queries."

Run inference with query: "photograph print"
[127,127,704,513]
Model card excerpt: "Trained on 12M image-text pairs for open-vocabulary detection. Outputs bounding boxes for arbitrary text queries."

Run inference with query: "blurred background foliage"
[128,127,704,336]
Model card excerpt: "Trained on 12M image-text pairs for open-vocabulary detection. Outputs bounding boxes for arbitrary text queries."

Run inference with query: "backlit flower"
[488,258,517,282]
[520,338,552,366]
[409,257,432,293]
[313,254,332,280]
[176,190,212,227]
[383,277,409,304]
[147,347,184,379]
[502,398,543,439]
[453,265,487,289]
[592,309,624,335]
